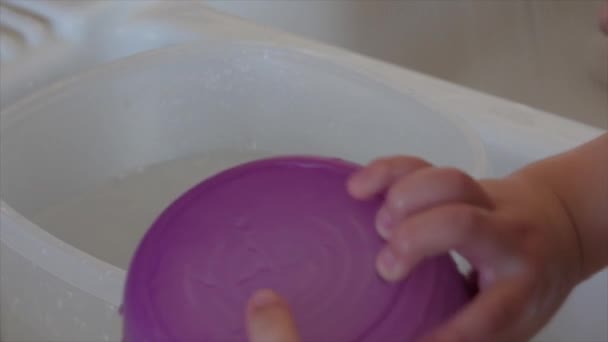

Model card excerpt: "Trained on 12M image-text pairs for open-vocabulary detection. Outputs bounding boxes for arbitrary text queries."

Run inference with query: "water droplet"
[56,298,63,309]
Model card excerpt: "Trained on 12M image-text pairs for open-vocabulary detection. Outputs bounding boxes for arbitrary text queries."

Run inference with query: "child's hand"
[347,157,584,342]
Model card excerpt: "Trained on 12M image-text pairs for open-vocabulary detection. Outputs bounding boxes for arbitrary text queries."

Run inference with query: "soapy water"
[32,149,270,269]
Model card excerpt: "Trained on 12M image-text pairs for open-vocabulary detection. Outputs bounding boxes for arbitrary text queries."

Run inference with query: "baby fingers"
[376,204,494,282]
[377,168,494,239]
[347,156,431,200]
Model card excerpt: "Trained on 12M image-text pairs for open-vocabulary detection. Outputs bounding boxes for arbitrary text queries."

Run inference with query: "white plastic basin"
[0,42,486,341]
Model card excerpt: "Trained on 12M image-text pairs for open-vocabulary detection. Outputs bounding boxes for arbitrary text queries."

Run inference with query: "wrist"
[480,170,586,287]
[511,169,589,282]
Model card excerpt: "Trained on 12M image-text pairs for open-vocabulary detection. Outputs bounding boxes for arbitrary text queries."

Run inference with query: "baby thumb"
[246,289,300,342]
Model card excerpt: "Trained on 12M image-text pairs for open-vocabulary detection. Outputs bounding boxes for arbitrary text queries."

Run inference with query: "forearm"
[516,133,608,279]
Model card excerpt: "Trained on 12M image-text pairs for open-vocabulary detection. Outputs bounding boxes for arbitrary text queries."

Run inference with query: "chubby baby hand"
[348,156,583,342]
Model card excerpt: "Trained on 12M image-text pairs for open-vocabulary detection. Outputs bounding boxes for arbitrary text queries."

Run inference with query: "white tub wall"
[0,243,122,342]
[206,0,607,128]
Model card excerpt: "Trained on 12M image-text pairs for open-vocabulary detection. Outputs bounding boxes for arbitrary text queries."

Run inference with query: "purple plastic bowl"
[123,156,472,342]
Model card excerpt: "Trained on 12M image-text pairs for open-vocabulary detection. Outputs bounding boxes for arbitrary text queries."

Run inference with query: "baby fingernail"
[250,289,280,309]
[376,249,403,281]
[349,169,374,193]
[376,209,393,239]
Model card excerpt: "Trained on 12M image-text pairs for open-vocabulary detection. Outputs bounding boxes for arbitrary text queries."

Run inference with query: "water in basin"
[32,149,270,269]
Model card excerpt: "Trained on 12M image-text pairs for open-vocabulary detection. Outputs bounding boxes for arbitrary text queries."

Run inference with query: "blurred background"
[207,0,607,128]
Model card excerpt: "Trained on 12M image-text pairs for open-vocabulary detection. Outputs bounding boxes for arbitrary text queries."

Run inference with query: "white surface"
[0,1,606,341]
